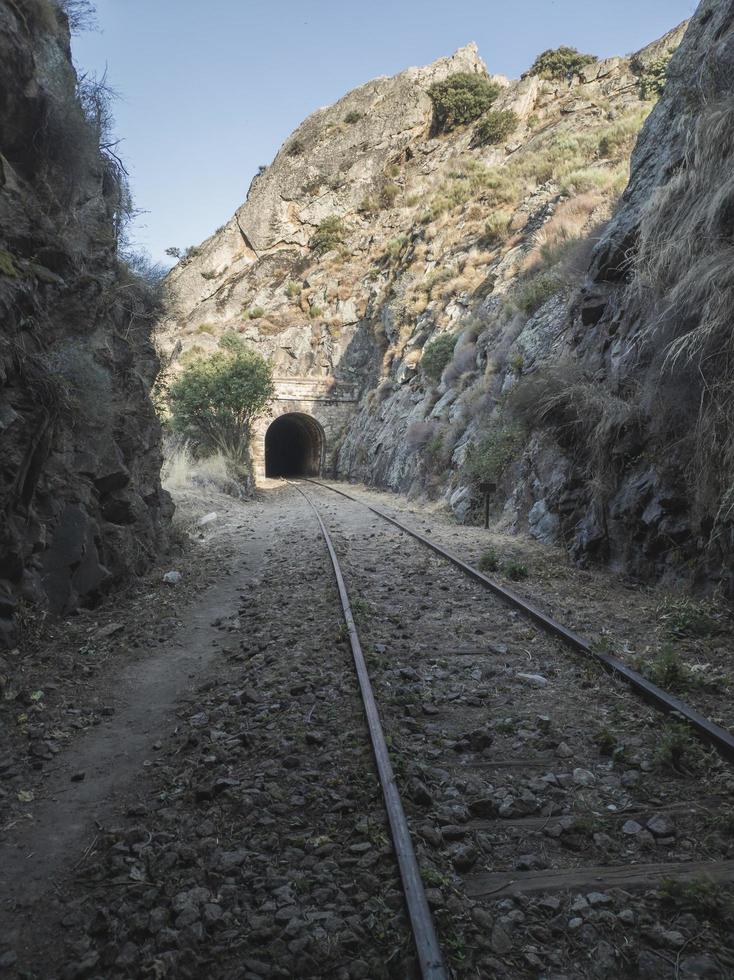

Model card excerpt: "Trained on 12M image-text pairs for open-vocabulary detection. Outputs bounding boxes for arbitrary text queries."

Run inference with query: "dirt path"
[0,490,274,972]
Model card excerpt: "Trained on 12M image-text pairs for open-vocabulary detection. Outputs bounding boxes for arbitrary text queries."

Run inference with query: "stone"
[572,768,596,786]
[556,742,573,758]
[490,922,512,955]
[678,954,724,978]
[198,512,218,526]
[163,571,182,585]
[622,820,643,835]
[646,814,674,837]
[516,672,549,688]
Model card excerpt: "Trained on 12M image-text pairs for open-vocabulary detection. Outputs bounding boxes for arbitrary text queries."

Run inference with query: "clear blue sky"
[72,0,696,266]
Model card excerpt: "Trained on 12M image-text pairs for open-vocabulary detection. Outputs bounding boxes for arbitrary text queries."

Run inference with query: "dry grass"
[633,98,734,532]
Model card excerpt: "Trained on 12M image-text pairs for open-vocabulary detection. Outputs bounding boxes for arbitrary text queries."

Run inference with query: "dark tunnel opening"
[265,413,324,477]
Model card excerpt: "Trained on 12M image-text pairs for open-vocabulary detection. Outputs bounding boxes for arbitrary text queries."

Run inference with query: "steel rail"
[291,483,448,980]
[306,479,734,764]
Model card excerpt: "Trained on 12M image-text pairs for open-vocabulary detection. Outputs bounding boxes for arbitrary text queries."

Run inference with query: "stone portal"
[265,413,324,477]
[251,376,360,482]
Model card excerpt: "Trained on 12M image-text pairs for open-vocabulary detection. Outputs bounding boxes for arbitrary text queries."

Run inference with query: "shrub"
[473,110,519,146]
[528,46,598,81]
[167,347,273,463]
[308,305,323,319]
[421,333,457,382]
[503,559,529,581]
[344,110,363,124]
[309,216,345,255]
[482,211,513,247]
[247,306,265,319]
[406,421,437,451]
[427,73,501,132]
[287,139,304,156]
[513,272,563,314]
[58,0,97,33]
[285,280,302,299]
[639,54,672,101]
[478,547,499,572]
[464,421,525,486]
[196,322,216,335]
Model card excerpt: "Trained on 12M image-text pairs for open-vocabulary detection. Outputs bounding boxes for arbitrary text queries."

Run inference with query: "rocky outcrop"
[163,12,734,592]
[0,0,171,644]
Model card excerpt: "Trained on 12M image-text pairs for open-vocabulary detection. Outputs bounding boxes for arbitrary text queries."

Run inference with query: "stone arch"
[264,412,325,477]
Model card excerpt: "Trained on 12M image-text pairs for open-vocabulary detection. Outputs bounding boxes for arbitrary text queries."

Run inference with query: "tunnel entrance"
[265,413,324,477]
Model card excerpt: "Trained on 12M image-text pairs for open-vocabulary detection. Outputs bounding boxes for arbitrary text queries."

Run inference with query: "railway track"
[295,479,734,979]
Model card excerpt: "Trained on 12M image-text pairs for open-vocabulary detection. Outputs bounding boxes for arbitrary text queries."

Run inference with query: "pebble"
[516,673,549,688]
[162,571,182,585]
[622,820,643,835]
[646,814,674,837]
[572,768,596,786]
[556,742,574,758]
[198,512,218,526]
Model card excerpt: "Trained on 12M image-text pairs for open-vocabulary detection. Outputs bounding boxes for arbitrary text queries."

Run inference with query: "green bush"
[344,110,363,124]
[464,421,525,485]
[478,547,499,572]
[285,280,302,299]
[167,346,273,463]
[427,73,500,132]
[421,333,457,381]
[639,54,672,100]
[247,306,265,319]
[528,46,598,81]
[504,559,529,581]
[473,110,519,146]
[309,216,345,255]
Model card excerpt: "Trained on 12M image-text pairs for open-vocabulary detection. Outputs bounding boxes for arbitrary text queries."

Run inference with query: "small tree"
[167,344,273,464]
[422,333,457,382]
[528,46,597,81]
[473,109,519,146]
[427,73,500,132]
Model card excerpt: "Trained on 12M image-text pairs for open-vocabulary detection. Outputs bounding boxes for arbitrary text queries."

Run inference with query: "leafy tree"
[528,46,597,81]
[167,344,273,463]
[427,73,500,132]
[165,246,182,259]
[473,109,519,146]
[421,333,457,381]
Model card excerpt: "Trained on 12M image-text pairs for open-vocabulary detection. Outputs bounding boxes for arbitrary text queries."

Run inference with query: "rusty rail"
[306,479,734,764]
[292,483,448,980]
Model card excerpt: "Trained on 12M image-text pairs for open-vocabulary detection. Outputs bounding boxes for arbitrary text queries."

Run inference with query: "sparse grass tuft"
[478,547,500,573]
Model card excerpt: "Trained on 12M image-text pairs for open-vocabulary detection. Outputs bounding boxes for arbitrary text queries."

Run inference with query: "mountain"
[160,10,734,592]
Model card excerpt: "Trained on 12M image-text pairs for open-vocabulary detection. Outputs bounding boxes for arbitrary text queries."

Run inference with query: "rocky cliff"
[161,11,734,592]
[0,0,171,645]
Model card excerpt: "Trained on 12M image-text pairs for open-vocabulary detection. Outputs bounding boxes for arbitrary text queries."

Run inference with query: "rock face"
[163,11,734,591]
[0,0,171,643]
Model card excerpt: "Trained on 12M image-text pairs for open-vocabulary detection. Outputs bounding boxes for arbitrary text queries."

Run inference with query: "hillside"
[158,14,734,591]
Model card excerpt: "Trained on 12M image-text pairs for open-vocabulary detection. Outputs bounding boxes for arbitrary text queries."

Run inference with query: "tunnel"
[264,412,324,477]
